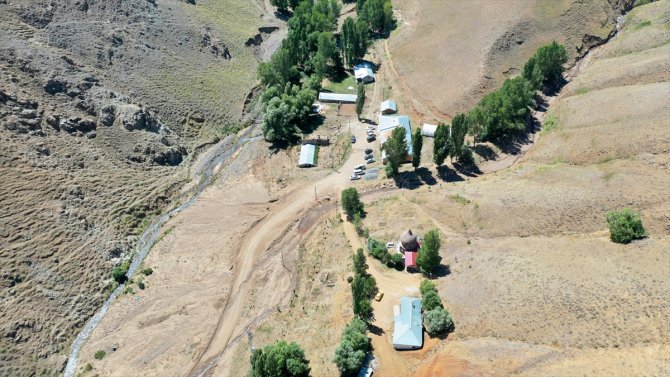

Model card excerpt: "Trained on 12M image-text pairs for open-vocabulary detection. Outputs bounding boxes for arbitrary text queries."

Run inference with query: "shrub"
[250,340,310,377]
[94,350,106,360]
[419,280,436,296]
[347,276,354,284]
[112,262,129,284]
[137,279,145,290]
[421,290,443,312]
[606,209,647,244]
[142,267,153,276]
[424,308,453,337]
[390,253,404,270]
[334,318,370,376]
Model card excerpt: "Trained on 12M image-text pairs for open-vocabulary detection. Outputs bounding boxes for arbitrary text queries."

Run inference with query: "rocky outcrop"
[115,104,163,132]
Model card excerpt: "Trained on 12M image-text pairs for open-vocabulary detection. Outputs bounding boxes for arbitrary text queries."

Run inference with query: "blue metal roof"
[318,92,357,103]
[393,297,423,348]
[380,100,397,113]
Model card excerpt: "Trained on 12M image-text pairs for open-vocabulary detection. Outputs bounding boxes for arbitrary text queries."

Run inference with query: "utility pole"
[348,119,351,134]
[314,186,317,201]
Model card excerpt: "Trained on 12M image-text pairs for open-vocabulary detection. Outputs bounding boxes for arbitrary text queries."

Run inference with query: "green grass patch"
[448,194,470,205]
[575,87,590,95]
[94,350,106,360]
[602,171,617,181]
[322,74,357,93]
[542,112,558,135]
[633,0,654,8]
[634,20,652,30]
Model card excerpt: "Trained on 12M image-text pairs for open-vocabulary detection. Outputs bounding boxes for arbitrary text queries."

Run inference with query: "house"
[318,92,357,103]
[298,144,317,168]
[393,297,423,350]
[354,63,375,83]
[399,229,420,252]
[378,115,413,164]
[380,100,397,114]
[421,123,438,137]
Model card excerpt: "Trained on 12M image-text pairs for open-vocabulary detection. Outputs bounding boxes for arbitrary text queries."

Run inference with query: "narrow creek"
[63,124,260,377]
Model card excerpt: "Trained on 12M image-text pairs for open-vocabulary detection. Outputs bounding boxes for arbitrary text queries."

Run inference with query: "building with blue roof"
[298,144,317,167]
[380,100,397,114]
[378,115,413,164]
[393,297,423,350]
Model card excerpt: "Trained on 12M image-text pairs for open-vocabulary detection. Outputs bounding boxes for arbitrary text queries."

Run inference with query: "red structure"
[405,251,418,269]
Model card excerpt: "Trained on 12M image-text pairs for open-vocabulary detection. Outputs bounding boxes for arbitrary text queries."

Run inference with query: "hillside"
[0,0,274,375]
[387,0,636,117]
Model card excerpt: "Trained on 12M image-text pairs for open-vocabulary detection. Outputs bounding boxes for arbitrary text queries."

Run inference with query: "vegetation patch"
[94,350,106,360]
[249,340,310,377]
[419,280,453,337]
[448,194,470,205]
[634,20,653,30]
[606,209,648,244]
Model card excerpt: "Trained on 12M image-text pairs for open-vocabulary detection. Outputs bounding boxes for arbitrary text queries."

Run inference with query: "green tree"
[522,55,544,90]
[466,106,486,146]
[419,279,436,296]
[249,340,310,377]
[433,123,448,166]
[417,229,441,274]
[411,128,423,169]
[262,85,316,143]
[112,261,129,284]
[341,187,364,220]
[258,48,299,89]
[383,126,407,175]
[333,317,371,376]
[534,41,568,86]
[424,308,453,337]
[342,18,370,67]
[353,248,367,277]
[421,290,443,312]
[360,0,394,34]
[606,209,647,244]
[356,82,366,119]
[448,113,469,163]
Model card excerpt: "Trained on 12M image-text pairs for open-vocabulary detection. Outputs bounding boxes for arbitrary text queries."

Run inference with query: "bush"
[249,340,310,377]
[390,253,404,270]
[341,188,364,221]
[112,262,129,284]
[137,279,145,290]
[606,209,647,244]
[142,267,153,276]
[94,350,106,360]
[421,290,443,312]
[424,308,453,337]
[419,280,436,296]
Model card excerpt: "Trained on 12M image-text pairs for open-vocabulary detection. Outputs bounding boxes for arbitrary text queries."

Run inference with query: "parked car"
[366,135,375,142]
[386,242,395,248]
[351,136,357,143]
[375,291,384,302]
[366,158,375,164]
[350,174,361,180]
[365,148,373,155]
[354,168,365,176]
[355,164,366,170]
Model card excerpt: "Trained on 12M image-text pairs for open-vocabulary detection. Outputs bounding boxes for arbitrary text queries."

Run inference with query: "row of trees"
[383,127,408,176]
[367,238,404,269]
[419,280,454,337]
[334,248,376,375]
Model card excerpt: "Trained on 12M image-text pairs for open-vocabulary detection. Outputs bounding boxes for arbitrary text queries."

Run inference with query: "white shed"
[354,63,375,83]
[298,144,317,167]
[421,123,438,137]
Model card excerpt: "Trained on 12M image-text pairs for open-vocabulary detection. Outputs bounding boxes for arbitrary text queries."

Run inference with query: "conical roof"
[400,229,419,251]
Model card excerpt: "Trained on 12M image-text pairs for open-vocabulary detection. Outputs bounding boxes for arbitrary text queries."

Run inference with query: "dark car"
[365,148,373,155]
[366,135,375,142]
[351,136,356,144]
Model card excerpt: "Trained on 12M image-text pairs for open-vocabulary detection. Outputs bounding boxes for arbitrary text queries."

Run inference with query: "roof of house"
[318,92,357,102]
[400,229,420,251]
[393,297,423,348]
[298,144,316,167]
[355,66,375,80]
[421,123,438,137]
[380,100,397,112]
[404,251,417,267]
[378,115,413,155]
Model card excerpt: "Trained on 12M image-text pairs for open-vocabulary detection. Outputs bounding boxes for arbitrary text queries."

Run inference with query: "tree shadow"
[368,323,385,337]
[274,9,293,21]
[301,114,325,135]
[436,165,464,183]
[392,170,423,190]
[473,144,498,161]
[415,167,437,186]
[431,264,451,278]
[453,161,482,178]
[491,116,540,155]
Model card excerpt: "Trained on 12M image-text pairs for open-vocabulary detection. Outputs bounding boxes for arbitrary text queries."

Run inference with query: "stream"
[63,123,260,377]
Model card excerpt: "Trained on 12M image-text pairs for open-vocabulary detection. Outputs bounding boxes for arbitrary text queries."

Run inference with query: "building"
[399,229,420,252]
[404,251,418,270]
[354,63,375,83]
[421,123,438,137]
[380,100,397,114]
[393,297,423,350]
[318,92,357,103]
[378,115,413,164]
[298,144,317,168]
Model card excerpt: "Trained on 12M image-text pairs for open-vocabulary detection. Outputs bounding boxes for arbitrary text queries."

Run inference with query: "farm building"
[399,229,420,252]
[421,123,438,137]
[393,297,423,350]
[404,251,418,270]
[380,100,397,114]
[318,92,357,103]
[378,115,413,164]
[354,63,375,83]
[298,144,317,168]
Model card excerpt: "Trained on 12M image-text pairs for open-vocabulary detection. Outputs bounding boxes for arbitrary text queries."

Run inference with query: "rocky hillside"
[0,0,271,375]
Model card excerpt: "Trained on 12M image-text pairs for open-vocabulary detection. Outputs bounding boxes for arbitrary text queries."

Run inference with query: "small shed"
[421,123,438,137]
[298,144,317,168]
[354,63,375,84]
[393,297,423,350]
[318,92,357,103]
[380,100,397,114]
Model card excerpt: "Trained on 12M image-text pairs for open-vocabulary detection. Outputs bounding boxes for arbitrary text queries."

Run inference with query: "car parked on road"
[354,168,365,176]
[365,148,373,155]
[350,174,361,180]
[366,135,375,142]
[355,164,366,170]
[366,158,375,164]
